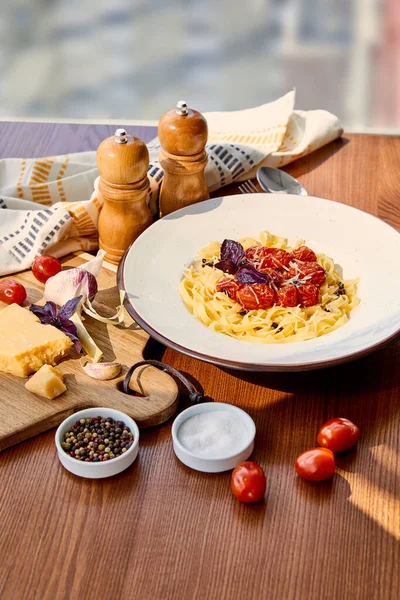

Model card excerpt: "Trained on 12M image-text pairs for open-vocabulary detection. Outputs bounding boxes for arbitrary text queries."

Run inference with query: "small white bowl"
[55,408,140,479]
[172,402,256,473]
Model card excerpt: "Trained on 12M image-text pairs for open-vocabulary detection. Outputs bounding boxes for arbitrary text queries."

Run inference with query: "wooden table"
[0,123,399,600]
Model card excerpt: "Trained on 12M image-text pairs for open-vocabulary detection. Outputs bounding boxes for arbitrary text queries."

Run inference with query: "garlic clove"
[81,249,106,277]
[81,358,122,381]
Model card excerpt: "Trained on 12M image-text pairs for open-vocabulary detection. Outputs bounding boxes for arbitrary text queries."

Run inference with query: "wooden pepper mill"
[158,101,209,216]
[96,128,152,264]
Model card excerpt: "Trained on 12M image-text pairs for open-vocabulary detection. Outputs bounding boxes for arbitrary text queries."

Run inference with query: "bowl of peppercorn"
[55,408,140,478]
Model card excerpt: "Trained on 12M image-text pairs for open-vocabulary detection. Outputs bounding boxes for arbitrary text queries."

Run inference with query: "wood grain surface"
[0,124,399,600]
[0,253,179,450]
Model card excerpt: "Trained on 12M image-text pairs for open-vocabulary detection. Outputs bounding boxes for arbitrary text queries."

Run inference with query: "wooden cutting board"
[0,252,179,451]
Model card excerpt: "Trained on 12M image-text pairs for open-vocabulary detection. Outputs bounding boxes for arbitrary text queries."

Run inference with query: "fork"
[238,180,260,194]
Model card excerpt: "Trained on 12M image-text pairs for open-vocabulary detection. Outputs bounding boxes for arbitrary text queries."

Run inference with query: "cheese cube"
[25,364,67,399]
[0,304,73,377]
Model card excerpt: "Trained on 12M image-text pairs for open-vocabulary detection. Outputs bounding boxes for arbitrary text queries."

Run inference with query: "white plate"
[119,194,400,371]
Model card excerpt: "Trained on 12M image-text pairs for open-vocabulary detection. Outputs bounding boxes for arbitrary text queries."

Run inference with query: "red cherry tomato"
[245,246,266,261]
[231,461,266,503]
[32,255,62,283]
[215,277,243,301]
[258,249,292,270]
[237,284,275,310]
[291,245,317,262]
[0,279,27,305]
[297,283,320,307]
[258,267,284,288]
[317,418,360,453]
[276,283,298,307]
[295,448,335,482]
[245,246,291,270]
[285,260,326,287]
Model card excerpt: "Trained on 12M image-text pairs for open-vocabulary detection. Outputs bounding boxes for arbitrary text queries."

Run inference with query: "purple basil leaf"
[29,303,55,324]
[43,301,58,319]
[236,265,269,284]
[214,259,238,274]
[60,318,83,353]
[220,239,245,265]
[71,339,83,352]
[58,296,82,321]
[59,317,78,338]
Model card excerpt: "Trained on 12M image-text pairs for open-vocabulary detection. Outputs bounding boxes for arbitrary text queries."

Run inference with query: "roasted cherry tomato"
[0,279,27,305]
[295,448,335,482]
[285,260,326,287]
[317,418,360,453]
[32,255,62,283]
[231,461,266,503]
[246,246,291,270]
[215,277,243,301]
[237,284,275,310]
[297,283,320,307]
[276,283,298,307]
[258,248,291,270]
[296,261,326,286]
[291,245,317,262]
[245,246,267,261]
[257,267,283,288]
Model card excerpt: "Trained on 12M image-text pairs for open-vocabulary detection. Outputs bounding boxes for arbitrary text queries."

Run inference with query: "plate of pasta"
[119,194,400,371]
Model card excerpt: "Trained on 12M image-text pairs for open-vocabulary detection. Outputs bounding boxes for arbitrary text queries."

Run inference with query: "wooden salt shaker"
[96,129,152,265]
[158,101,209,216]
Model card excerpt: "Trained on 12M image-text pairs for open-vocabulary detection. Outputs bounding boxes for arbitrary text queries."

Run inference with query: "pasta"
[179,231,359,344]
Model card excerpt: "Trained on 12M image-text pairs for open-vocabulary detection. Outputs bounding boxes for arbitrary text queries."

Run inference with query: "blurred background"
[0,0,398,131]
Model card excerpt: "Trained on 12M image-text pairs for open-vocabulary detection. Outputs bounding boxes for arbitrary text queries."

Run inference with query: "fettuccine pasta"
[179,231,359,344]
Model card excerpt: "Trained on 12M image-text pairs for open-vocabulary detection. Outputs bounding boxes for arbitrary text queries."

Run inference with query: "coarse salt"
[177,410,249,459]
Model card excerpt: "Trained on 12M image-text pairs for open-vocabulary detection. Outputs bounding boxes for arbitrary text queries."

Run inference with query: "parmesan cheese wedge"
[0,304,72,377]
[25,364,67,399]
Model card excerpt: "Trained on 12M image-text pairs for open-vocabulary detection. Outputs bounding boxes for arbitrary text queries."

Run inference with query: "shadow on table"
[222,340,399,398]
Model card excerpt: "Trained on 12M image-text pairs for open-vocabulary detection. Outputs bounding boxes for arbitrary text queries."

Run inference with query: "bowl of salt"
[171,402,256,473]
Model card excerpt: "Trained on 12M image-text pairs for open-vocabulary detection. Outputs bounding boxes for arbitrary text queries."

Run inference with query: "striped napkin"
[0,90,342,276]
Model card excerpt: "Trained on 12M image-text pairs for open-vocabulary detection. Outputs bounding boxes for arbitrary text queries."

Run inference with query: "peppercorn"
[61,417,134,462]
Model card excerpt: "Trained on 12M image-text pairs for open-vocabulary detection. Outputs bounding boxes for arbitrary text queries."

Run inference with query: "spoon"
[256,166,308,196]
